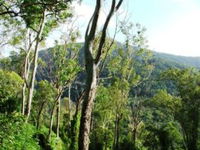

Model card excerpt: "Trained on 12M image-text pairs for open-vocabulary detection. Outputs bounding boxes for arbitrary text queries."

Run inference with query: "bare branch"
[95,0,116,64]
[86,0,101,42]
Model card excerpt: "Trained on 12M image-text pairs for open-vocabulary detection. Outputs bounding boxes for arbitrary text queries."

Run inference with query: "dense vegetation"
[0,0,200,150]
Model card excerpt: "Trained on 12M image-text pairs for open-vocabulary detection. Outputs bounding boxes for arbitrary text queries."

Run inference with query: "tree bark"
[48,100,57,141]
[187,109,199,150]
[78,58,97,150]
[21,83,26,115]
[115,117,120,150]
[56,95,61,138]
[133,128,137,149]
[68,84,71,120]
[25,10,46,121]
[21,30,33,115]
[36,101,45,129]
[78,1,123,150]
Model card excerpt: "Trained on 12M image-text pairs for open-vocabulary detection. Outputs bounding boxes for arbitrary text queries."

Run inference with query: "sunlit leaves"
[151,90,182,114]
[0,70,23,102]
[0,70,23,113]
[49,43,81,86]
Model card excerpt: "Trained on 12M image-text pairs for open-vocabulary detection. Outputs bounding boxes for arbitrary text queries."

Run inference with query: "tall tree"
[78,1,123,150]
[0,0,73,121]
[163,69,200,150]
[47,40,80,139]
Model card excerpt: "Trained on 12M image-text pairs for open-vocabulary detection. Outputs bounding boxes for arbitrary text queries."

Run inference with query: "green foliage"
[151,90,182,114]
[38,126,65,150]
[0,114,40,150]
[19,0,71,30]
[0,70,23,113]
[162,68,200,150]
[69,113,81,150]
[35,80,57,103]
[1,1,200,149]
[49,43,81,86]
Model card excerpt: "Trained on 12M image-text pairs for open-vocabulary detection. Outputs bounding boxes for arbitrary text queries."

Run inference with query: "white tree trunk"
[25,11,46,121]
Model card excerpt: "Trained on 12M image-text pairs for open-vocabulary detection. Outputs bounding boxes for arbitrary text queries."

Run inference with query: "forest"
[0,0,200,150]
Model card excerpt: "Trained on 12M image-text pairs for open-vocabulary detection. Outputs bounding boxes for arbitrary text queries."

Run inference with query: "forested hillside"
[154,52,200,69]
[0,1,200,150]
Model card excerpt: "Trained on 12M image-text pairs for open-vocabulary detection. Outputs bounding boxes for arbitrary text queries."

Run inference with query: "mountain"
[153,51,200,69]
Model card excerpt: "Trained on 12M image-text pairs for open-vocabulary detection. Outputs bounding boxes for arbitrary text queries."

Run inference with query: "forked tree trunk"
[48,89,62,140]
[25,10,46,121]
[22,30,32,115]
[78,1,123,150]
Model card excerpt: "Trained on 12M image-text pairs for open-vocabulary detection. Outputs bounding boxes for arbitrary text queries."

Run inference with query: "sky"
[71,0,200,57]
[1,0,200,57]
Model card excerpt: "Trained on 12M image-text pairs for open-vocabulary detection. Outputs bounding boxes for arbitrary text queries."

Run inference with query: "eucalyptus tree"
[78,1,124,149]
[33,80,57,129]
[0,0,73,121]
[46,39,80,139]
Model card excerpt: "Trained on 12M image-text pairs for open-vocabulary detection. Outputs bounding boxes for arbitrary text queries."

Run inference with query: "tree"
[148,90,183,150]
[0,0,73,121]
[24,1,72,121]
[0,114,40,150]
[0,70,23,114]
[78,1,124,150]
[163,69,200,150]
[33,80,57,129]
[79,0,123,150]
[46,41,80,139]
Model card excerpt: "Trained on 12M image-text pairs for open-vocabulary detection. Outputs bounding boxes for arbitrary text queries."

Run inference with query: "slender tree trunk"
[116,118,120,150]
[187,109,199,150]
[133,128,137,149]
[56,95,61,138]
[25,10,46,121]
[22,83,26,114]
[113,115,121,150]
[74,90,85,119]
[48,89,63,140]
[113,115,117,150]
[70,90,85,150]
[68,84,71,120]
[36,101,45,129]
[22,42,31,115]
[48,101,56,140]
[104,130,107,150]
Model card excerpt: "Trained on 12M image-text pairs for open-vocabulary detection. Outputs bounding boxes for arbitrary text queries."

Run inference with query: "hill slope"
[153,51,200,69]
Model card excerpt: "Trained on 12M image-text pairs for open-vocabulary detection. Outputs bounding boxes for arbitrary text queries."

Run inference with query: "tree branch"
[95,0,123,65]
[86,0,101,42]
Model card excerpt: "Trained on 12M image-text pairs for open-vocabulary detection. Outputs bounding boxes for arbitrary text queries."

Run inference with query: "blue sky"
[3,0,198,57]
[129,0,200,56]
[72,0,200,56]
